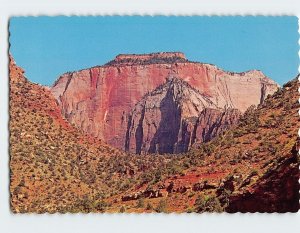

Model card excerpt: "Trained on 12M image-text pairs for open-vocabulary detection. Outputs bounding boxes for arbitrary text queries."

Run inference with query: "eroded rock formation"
[51,52,279,153]
[125,77,241,154]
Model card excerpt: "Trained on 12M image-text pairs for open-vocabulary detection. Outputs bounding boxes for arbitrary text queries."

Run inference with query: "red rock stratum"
[51,52,279,153]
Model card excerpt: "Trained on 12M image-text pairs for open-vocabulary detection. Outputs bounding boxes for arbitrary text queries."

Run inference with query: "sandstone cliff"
[125,76,241,154]
[51,52,279,152]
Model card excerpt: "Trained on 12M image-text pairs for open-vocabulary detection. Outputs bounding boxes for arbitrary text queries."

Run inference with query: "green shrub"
[119,206,126,213]
[136,198,145,208]
[146,202,153,210]
[155,199,167,213]
[194,194,223,213]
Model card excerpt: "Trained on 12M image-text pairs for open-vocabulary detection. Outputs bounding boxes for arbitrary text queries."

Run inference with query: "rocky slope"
[125,76,241,154]
[9,56,125,212]
[107,76,299,213]
[51,52,279,152]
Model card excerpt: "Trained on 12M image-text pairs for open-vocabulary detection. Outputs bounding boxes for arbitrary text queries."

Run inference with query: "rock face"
[125,77,241,154]
[51,52,279,153]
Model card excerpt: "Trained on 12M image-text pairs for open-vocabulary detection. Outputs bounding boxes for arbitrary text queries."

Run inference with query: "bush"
[155,199,167,213]
[140,172,154,184]
[146,202,153,210]
[194,194,223,213]
[95,200,109,212]
[136,198,145,208]
[119,206,126,213]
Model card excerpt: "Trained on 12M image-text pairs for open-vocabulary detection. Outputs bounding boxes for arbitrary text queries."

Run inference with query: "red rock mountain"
[51,52,279,153]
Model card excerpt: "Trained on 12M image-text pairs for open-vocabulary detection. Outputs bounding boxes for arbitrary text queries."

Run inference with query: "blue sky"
[9,16,299,86]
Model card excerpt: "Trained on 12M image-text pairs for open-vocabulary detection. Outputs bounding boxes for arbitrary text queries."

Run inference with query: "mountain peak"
[125,77,239,154]
[155,75,211,101]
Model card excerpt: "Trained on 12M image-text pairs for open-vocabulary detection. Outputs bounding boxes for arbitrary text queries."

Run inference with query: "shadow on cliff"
[148,83,181,154]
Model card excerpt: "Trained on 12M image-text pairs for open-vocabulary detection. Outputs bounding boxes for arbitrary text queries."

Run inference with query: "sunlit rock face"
[51,52,279,153]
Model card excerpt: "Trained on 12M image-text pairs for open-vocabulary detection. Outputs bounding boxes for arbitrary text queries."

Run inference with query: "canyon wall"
[51,52,279,153]
[125,77,241,154]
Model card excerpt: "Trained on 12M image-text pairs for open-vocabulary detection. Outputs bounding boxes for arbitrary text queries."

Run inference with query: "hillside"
[9,56,124,212]
[105,76,299,213]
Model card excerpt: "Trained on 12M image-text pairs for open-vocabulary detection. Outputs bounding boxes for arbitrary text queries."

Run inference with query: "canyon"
[10,56,299,213]
[52,52,279,154]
